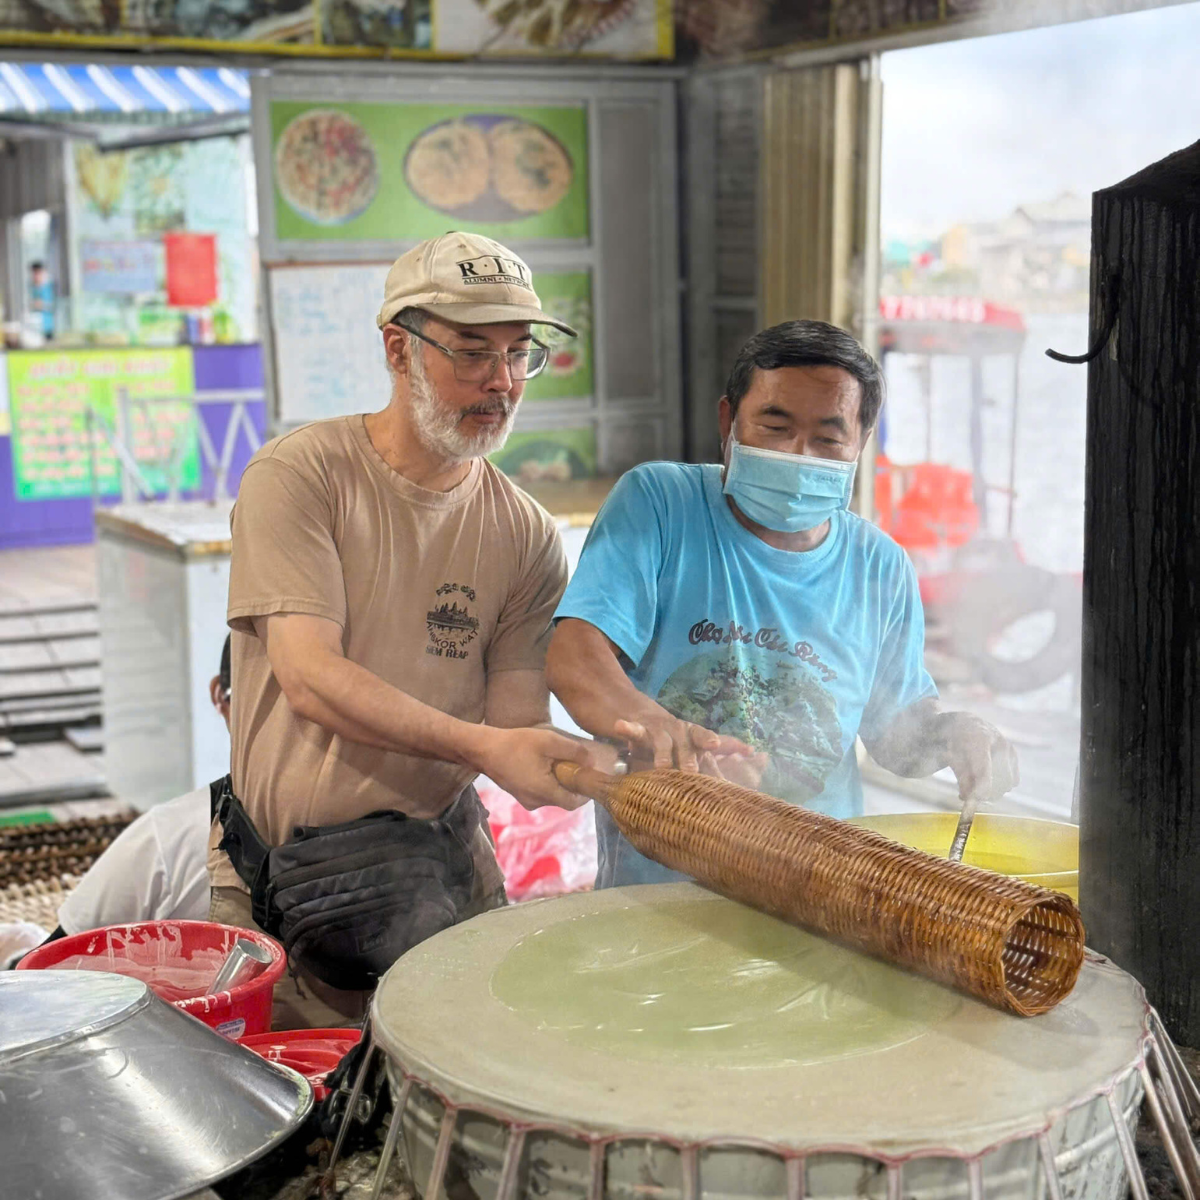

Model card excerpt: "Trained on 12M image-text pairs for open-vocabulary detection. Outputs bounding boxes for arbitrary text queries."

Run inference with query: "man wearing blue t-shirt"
[547,319,1017,887]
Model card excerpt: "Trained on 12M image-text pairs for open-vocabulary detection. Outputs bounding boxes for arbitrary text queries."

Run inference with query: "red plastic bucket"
[17,919,286,1040]
[240,1028,362,1100]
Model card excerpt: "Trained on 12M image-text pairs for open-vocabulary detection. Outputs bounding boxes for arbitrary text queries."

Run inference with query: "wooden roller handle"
[553,760,621,805]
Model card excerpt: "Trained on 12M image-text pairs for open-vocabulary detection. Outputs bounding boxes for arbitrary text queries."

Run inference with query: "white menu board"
[268,262,391,424]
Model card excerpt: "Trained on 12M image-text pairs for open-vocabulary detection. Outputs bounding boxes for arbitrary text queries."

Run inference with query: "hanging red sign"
[163,233,218,308]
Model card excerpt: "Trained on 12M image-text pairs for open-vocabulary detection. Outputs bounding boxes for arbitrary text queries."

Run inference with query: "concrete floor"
[0,544,96,610]
[0,544,105,808]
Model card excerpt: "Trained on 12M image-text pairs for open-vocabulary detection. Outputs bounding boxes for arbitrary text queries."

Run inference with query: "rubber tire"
[948,566,1082,695]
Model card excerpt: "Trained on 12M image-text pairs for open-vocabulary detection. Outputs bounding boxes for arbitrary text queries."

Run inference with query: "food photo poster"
[520,271,593,403]
[0,0,670,55]
[433,0,667,56]
[1,0,1010,59]
[489,426,598,486]
[270,101,590,243]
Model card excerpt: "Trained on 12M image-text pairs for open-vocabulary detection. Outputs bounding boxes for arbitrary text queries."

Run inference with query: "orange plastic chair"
[887,462,980,552]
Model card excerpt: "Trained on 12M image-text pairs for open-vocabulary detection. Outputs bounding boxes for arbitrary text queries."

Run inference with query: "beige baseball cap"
[376,232,577,337]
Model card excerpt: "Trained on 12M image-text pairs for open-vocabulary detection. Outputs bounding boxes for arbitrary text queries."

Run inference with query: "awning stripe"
[42,63,94,113]
[0,62,250,118]
[174,66,229,114]
[200,67,247,108]
[131,64,186,113]
[0,62,44,112]
[86,65,138,114]
[106,65,177,112]
[21,65,69,111]
[67,65,124,113]
[217,67,251,100]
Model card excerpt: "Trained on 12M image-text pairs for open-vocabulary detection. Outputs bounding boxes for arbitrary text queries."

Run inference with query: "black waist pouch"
[214,776,482,991]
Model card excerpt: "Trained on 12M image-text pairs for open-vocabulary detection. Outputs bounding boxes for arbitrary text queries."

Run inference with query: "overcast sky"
[880,1,1200,241]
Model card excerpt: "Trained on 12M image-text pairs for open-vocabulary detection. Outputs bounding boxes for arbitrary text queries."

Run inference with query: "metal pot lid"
[0,971,149,1060]
[2,969,313,1200]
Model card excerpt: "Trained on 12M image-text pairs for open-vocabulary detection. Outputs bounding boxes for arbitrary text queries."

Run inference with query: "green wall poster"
[9,349,198,501]
[270,101,589,243]
[522,270,593,403]
[490,426,597,486]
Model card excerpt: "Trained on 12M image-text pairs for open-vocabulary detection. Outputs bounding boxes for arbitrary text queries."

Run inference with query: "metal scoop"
[947,792,983,862]
[210,938,272,994]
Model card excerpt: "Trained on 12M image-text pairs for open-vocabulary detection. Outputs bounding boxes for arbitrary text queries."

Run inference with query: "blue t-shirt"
[556,462,936,887]
[30,281,55,338]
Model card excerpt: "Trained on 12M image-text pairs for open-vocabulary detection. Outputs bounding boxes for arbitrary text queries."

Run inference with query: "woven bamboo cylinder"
[557,765,1085,1017]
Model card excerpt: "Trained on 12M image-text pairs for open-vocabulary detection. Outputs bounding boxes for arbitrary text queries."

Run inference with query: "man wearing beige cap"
[207,232,602,1027]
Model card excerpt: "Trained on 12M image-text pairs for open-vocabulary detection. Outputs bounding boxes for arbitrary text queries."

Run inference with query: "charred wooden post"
[1079,141,1200,1044]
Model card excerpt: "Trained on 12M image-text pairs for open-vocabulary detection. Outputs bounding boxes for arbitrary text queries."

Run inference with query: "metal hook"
[321,1022,377,1198]
[1046,271,1120,364]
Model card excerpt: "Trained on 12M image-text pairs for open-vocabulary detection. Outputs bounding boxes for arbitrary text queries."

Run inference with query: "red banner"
[164,233,218,308]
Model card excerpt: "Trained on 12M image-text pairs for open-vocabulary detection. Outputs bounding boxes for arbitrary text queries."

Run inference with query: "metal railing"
[85,387,265,507]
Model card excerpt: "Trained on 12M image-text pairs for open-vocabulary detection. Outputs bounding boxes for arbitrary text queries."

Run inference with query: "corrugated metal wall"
[685,67,763,462]
[761,62,861,331]
[0,137,66,220]
[759,58,880,516]
[686,57,881,510]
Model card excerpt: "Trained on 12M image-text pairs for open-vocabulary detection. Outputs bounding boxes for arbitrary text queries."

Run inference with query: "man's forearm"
[277,643,493,770]
[546,619,663,741]
[867,698,1020,802]
[865,698,952,778]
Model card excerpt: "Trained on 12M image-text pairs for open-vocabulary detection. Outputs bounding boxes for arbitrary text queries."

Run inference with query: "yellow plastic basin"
[848,813,1079,902]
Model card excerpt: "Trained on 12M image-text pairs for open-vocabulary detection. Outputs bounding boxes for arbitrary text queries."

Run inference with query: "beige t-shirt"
[207,415,565,891]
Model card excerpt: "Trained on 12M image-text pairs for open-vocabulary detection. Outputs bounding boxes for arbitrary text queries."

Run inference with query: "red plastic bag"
[478,779,597,900]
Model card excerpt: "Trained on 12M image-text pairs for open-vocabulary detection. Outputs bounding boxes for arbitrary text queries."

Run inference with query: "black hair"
[219,635,231,695]
[723,319,884,435]
[29,261,45,272]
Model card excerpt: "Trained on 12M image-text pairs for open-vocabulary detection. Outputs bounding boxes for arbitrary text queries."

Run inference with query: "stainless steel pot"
[1,969,313,1200]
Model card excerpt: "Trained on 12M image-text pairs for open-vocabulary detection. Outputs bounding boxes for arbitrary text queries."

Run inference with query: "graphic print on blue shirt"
[656,630,844,805]
[555,462,936,885]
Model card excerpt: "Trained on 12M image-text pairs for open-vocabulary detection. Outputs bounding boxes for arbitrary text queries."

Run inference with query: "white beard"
[408,346,515,463]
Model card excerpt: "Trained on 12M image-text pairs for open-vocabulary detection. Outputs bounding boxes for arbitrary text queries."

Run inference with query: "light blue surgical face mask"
[722,434,858,533]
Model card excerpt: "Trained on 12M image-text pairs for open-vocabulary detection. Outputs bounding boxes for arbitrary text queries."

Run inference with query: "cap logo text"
[457,256,530,289]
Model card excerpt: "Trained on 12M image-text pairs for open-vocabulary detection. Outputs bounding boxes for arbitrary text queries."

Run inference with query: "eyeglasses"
[394,322,549,383]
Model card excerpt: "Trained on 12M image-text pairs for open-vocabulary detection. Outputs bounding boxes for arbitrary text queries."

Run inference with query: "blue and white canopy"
[0,63,249,119]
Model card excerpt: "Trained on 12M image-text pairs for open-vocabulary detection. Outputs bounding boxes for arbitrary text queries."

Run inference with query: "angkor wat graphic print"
[426,582,480,660]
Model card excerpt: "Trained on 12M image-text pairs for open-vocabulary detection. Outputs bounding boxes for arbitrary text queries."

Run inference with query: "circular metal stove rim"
[371,883,1153,1156]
